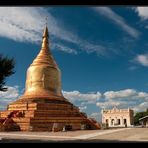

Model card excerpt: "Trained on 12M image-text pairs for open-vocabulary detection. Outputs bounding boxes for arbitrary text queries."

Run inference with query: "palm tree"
[0,54,15,91]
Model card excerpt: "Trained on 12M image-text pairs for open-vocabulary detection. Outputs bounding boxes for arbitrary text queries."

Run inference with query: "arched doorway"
[124,119,127,124]
[111,119,114,125]
[117,119,120,125]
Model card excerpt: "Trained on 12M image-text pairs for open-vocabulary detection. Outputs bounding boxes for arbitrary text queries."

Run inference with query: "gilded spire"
[31,24,58,68]
[41,25,49,49]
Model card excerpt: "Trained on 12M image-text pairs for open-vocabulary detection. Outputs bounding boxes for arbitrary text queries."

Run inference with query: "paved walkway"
[75,128,127,139]
[0,128,128,140]
[0,128,147,142]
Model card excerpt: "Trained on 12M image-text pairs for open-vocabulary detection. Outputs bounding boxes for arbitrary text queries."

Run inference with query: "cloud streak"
[51,43,78,55]
[0,7,45,42]
[0,7,108,56]
[0,7,78,44]
[92,7,140,39]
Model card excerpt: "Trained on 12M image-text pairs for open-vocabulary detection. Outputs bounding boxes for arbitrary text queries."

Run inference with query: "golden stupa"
[0,25,100,131]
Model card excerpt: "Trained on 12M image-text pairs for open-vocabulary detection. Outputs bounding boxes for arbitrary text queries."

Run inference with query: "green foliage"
[0,54,15,91]
[134,109,148,125]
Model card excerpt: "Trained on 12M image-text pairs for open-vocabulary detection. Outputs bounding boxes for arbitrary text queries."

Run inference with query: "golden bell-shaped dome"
[21,25,63,100]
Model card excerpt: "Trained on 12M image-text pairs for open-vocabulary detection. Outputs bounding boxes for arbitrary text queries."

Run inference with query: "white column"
[115,117,117,125]
[121,117,124,126]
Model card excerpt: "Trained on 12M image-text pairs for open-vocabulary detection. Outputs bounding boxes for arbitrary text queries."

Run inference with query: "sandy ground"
[0,127,148,143]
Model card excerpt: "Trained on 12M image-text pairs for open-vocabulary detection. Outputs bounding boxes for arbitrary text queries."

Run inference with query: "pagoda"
[0,25,100,131]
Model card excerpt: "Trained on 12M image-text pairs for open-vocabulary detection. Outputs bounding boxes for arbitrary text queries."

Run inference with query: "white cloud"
[133,7,148,29]
[0,7,78,44]
[0,7,45,42]
[96,89,148,114]
[104,89,137,99]
[96,101,124,109]
[134,7,148,20]
[0,7,108,56]
[63,90,101,103]
[0,7,77,44]
[96,99,147,114]
[63,90,101,120]
[138,102,148,108]
[137,92,148,98]
[0,86,19,99]
[133,102,148,112]
[0,86,147,121]
[0,86,148,120]
[134,54,148,67]
[63,89,148,116]
[92,7,140,38]
[79,106,87,112]
[0,86,20,110]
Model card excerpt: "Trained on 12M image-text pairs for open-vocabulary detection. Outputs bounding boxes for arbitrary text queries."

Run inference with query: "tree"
[134,112,144,125]
[134,111,148,125]
[0,54,15,91]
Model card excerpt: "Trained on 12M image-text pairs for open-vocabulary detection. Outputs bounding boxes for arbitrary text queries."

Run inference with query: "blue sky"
[0,6,148,121]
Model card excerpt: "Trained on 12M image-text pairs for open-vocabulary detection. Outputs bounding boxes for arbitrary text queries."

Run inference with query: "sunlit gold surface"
[21,25,63,100]
[0,25,99,131]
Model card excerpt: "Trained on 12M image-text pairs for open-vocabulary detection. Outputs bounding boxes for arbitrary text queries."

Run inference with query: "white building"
[102,107,134,127]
